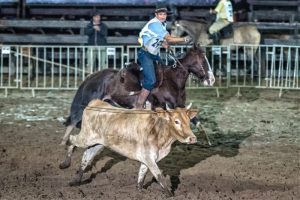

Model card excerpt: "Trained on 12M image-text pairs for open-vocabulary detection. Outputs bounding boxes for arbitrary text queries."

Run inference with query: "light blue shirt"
[142,21,168,46]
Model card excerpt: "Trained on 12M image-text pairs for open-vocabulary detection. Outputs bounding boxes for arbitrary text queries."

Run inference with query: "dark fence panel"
[0,0,18,4]
[26,0,215,6]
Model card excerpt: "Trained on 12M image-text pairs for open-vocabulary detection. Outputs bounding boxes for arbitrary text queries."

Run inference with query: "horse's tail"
[65,70,115,128]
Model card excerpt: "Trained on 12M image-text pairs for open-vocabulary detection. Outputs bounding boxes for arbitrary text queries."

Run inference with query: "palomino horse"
[171,20,261,58]
[60,45,215,161]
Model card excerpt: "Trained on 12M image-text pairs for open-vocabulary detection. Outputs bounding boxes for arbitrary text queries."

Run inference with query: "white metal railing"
[0,44,299,96]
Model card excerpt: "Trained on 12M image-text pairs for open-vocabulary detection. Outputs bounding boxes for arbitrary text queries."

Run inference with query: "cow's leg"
[69,144,104,186]
[137,163,148,190]
[146,160,173,197]
[60,125,75,146]
[190,116,211,146]
[59,144,76,169]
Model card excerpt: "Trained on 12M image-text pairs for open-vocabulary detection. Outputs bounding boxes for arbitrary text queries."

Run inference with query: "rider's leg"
[135,88,150,109]
[212,33,220,45]
[208,19,230,44]
[135,49,156,109]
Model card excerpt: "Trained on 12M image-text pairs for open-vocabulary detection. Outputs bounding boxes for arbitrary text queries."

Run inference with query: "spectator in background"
[85,10,108,73]
[233,0,249,21]
[208,0,234,44]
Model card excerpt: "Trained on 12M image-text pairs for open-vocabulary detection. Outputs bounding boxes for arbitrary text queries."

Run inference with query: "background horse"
[171,19,261,58]
[60,45,215,149]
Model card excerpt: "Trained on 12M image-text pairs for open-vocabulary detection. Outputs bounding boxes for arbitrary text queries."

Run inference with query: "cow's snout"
[186,136,197,144]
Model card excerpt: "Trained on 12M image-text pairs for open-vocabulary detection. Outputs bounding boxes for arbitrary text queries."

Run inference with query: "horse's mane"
[179,17,208,25]
[186,46,205,55]
[175,19,208,41]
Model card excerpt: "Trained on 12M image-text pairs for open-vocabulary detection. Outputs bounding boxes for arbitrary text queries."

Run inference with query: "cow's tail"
[69,133,88,148]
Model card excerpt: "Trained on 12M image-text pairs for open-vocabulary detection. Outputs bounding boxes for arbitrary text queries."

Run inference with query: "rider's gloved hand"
[183,35,193,44]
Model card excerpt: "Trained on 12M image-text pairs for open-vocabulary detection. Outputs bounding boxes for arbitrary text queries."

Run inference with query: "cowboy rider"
[135,7,192,109]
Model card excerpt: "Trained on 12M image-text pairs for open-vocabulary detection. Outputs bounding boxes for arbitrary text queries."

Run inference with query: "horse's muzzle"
[203,71,215,86]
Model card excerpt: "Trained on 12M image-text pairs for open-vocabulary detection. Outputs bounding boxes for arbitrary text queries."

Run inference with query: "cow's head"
[156,104,197,144]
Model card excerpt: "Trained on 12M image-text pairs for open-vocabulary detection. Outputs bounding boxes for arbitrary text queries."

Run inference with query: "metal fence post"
[226,45,231,87]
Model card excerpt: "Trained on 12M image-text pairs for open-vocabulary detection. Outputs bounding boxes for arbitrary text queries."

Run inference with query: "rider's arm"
[214,1,224,13]
[164,34,187,44]
[148,23,189,44]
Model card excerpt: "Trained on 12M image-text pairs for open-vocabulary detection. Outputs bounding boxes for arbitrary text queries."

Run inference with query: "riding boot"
[135,88,150,109]
[212,33,220,45]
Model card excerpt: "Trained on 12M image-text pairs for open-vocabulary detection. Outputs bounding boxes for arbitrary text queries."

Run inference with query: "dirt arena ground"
[0,88,299,200]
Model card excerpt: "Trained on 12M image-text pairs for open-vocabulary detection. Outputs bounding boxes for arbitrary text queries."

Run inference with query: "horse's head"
[171,19,212,46]
[183,45,215,86]
[171,20,186,37]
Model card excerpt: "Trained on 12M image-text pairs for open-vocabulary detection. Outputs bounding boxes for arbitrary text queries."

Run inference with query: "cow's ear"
[187,109,198,119]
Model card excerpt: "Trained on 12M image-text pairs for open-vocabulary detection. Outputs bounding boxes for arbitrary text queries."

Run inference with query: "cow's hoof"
[137,184,144,192]
[59,158,71,169]
[69,173,83,187]
[165,189,174,197]
[69,180,81,187]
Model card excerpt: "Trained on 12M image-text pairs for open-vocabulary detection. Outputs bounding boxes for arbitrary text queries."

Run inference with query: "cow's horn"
[186,103,192,109]
[166,104,171,111]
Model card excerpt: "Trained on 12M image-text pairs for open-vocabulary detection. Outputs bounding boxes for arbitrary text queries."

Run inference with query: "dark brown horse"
[61,45,215,148]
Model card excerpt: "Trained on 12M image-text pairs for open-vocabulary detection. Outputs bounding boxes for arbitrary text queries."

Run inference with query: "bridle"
[167,48,213,83]
[167,48,184,69]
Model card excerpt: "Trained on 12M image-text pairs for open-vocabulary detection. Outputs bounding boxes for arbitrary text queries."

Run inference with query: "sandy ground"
[0,89,299,200]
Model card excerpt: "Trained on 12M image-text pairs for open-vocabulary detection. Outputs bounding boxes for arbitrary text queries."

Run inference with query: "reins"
[167,48,185,69]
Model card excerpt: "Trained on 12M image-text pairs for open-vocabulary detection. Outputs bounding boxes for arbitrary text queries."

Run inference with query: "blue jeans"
[138,48,162,91]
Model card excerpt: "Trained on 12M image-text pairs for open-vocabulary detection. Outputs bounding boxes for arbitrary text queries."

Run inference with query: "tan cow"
[61,99,197,196]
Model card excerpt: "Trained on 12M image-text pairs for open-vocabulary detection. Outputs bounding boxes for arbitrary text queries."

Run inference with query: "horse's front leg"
[190,117,211,146]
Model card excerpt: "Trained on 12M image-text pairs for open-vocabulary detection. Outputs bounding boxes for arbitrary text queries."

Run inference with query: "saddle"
[219,23,234,39]
[119,62,165,92]
[209,23,234,45]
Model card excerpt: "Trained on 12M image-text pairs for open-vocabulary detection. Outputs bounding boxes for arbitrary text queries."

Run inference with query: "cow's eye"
[175,120,181,125]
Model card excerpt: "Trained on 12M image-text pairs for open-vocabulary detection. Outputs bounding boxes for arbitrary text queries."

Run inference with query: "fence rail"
[0,44,299,97]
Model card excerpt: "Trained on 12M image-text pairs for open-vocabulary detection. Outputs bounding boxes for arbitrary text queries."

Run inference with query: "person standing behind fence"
[85,11,108,73]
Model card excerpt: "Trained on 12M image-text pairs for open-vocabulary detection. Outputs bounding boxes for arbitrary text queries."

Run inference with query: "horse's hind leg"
[60,125,75,146]
[69,144,104,186]
[190,117,211,146]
